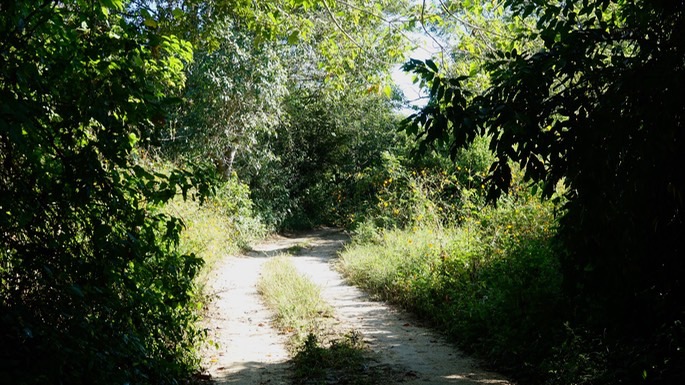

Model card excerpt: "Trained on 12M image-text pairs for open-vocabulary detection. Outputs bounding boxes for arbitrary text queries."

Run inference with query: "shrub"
[339,187,563,381]
[164,175,266,284]
[0,2,205,383]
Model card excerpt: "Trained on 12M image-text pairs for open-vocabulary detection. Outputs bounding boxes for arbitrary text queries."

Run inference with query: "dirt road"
[201,229,510,385]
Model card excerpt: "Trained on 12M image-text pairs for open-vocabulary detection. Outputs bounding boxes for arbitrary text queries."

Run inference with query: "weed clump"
[339,170,565,382]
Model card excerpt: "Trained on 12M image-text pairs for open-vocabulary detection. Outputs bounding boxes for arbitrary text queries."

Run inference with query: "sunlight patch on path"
[202,253,290,385]
[201,229,509,385]
[288,229,510,385]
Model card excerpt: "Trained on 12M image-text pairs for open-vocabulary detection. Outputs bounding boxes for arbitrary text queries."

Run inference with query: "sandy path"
[201,235,304,384]
[287,229,510,385]
[202,229,510,385]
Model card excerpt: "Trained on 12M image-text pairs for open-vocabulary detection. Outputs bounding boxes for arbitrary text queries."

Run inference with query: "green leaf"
[144,18,158,29]
[69,284,84,298]
[100,0,124,11]
[469,62,479,76]
[425,59,439,73]
[172,8,184,19]
[288,30,300,44]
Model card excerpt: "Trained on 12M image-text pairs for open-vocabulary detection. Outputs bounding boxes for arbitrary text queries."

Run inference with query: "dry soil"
[201,228,510,385]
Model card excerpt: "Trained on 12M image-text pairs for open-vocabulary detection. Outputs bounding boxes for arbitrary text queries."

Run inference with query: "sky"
[392,33,443,112]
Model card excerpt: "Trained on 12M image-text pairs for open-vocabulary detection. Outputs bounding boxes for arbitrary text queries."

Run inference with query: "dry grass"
[257,254,334,349]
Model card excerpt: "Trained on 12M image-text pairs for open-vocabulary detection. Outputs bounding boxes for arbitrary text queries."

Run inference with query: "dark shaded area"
[204,360,292,385]
[0,2,210,384]
[402,1,685,383]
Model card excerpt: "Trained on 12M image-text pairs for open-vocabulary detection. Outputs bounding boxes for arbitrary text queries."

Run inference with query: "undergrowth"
[163,173,267,284]
[257,254,334,348]
[292,332,371,385]
[339,189,566,382]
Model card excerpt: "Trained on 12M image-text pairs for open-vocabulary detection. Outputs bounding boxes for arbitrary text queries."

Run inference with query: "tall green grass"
[163,175,267,282]
[339,195,564,381]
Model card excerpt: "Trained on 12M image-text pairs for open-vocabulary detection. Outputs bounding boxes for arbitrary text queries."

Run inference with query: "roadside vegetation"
[162,173,267,282]
[339,176,564,381]
[334,134,565,381]
[2,0,683,384]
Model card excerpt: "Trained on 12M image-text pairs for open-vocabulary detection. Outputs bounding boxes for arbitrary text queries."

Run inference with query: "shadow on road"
[206,228,508,385]
[206,359,292,385]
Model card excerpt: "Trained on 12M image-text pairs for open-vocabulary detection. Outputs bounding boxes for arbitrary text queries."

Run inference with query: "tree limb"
[420,0,446,65]
[322,0,363,49]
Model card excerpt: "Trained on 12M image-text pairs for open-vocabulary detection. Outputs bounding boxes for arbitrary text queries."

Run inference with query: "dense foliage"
[340,188,561,380]
[336,137,562,379]
[162,21,288,176]
[0,1,212,383]
[403,0,685,383]
[4,0,682,384]
[249,91,407,229]
[156,0,415,229]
